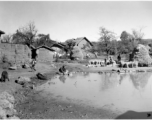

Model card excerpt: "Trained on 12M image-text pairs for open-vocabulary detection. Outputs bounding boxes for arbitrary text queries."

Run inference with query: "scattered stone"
[0,92,15,104]
[98,71,102,74]
[68,72,73,77]
[9,65,17,70]
[15,76,31,86]
[0,91,18,119]
[0,99,14,109]
[68,111,73,113]
[66,105,72,108]
[5,108,17,117]
[36,73,48,80]
[22,64,30,69]
[16,76,31,83]
[147,113,151,117]
[22,83,34,89]
[0,106,6,119]
[8,116,20,119]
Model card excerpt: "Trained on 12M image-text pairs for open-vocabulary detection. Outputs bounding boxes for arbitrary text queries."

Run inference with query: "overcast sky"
[0,1,152,42]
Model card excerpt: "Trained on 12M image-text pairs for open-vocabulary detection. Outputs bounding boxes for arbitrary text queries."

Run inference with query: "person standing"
[31,48,39,71]
[117,54,121,62]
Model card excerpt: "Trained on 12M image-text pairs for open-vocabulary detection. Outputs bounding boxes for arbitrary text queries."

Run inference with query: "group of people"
[104,54,122,67]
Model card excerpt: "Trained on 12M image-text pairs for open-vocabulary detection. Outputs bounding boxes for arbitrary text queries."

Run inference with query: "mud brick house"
[32,41,67,62]
[72,37,96,59]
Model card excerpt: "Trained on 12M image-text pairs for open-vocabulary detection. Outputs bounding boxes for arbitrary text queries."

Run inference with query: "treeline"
[88,27,152,56]
[1,22,152,56]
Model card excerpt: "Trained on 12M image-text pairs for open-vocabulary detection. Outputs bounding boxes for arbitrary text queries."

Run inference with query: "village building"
[73,37,93,49]
[72,37,96,59]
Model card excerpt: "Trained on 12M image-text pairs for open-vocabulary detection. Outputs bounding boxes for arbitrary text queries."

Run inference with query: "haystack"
[135,44,152,65]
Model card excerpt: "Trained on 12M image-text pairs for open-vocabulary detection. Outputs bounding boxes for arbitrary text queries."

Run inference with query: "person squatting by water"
[0,71,9,82]
[59,65,67,75]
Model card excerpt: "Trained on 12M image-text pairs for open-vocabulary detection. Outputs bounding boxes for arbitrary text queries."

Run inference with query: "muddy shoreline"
[12,62,120,119]
[1,62,152,119]
[14,87,119,119]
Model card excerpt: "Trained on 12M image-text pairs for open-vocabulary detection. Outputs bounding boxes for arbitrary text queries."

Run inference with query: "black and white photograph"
[0,1,152,119]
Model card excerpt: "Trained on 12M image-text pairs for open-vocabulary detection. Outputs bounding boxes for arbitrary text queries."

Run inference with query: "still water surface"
[37,72,152,112]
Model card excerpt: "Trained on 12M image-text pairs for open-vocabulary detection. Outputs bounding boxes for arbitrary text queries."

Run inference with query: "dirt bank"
[14,88,118,119]
[1,62,152,119]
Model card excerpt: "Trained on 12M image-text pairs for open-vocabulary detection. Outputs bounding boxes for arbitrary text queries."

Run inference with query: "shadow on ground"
[116,110,152,119]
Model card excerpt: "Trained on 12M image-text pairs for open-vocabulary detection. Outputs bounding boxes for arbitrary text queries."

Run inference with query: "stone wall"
[0,43,31,64]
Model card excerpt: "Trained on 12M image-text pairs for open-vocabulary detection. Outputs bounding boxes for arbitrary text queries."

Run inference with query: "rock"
[15,76,31,87]
[22,64,30,69]
[5,108,17,117]
[9,65,17,70]
[0,92,15,104]
[36,73,48,80]
[16,76,31,83]
[22,83,34,89]
[0,99,14,109]
[0,92,17,119]
[8,116,20,119]
[68,72,73,77]
[0,106,6,119]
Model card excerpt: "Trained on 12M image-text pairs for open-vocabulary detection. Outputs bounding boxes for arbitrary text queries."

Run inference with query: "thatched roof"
[74,37,93,46]
[30,40,68,52]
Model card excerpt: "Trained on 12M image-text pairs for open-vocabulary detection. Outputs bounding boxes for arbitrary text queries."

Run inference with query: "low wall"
[0,43,31,64]
[0,43,55,65]
[38,48,54,63]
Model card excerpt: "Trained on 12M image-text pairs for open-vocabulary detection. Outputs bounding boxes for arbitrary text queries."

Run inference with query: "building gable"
[74,37,93,48]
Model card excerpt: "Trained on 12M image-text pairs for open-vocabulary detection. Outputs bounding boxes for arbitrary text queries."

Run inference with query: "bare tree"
[132,26,145,42]
[99,26,117,55]
[13,21,38,45]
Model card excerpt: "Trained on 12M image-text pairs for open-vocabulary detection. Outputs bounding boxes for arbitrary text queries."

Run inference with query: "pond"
[36,71,152,113]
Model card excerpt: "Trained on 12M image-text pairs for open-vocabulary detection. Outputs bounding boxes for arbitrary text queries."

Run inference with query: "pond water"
[36,72,152,112]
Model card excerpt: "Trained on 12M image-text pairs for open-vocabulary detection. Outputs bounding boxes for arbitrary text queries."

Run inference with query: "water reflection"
[119,74,128,85]
[100,72,120,91]
[130,73,151,90]
[37,72,152,112]
[59,75,66,83]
